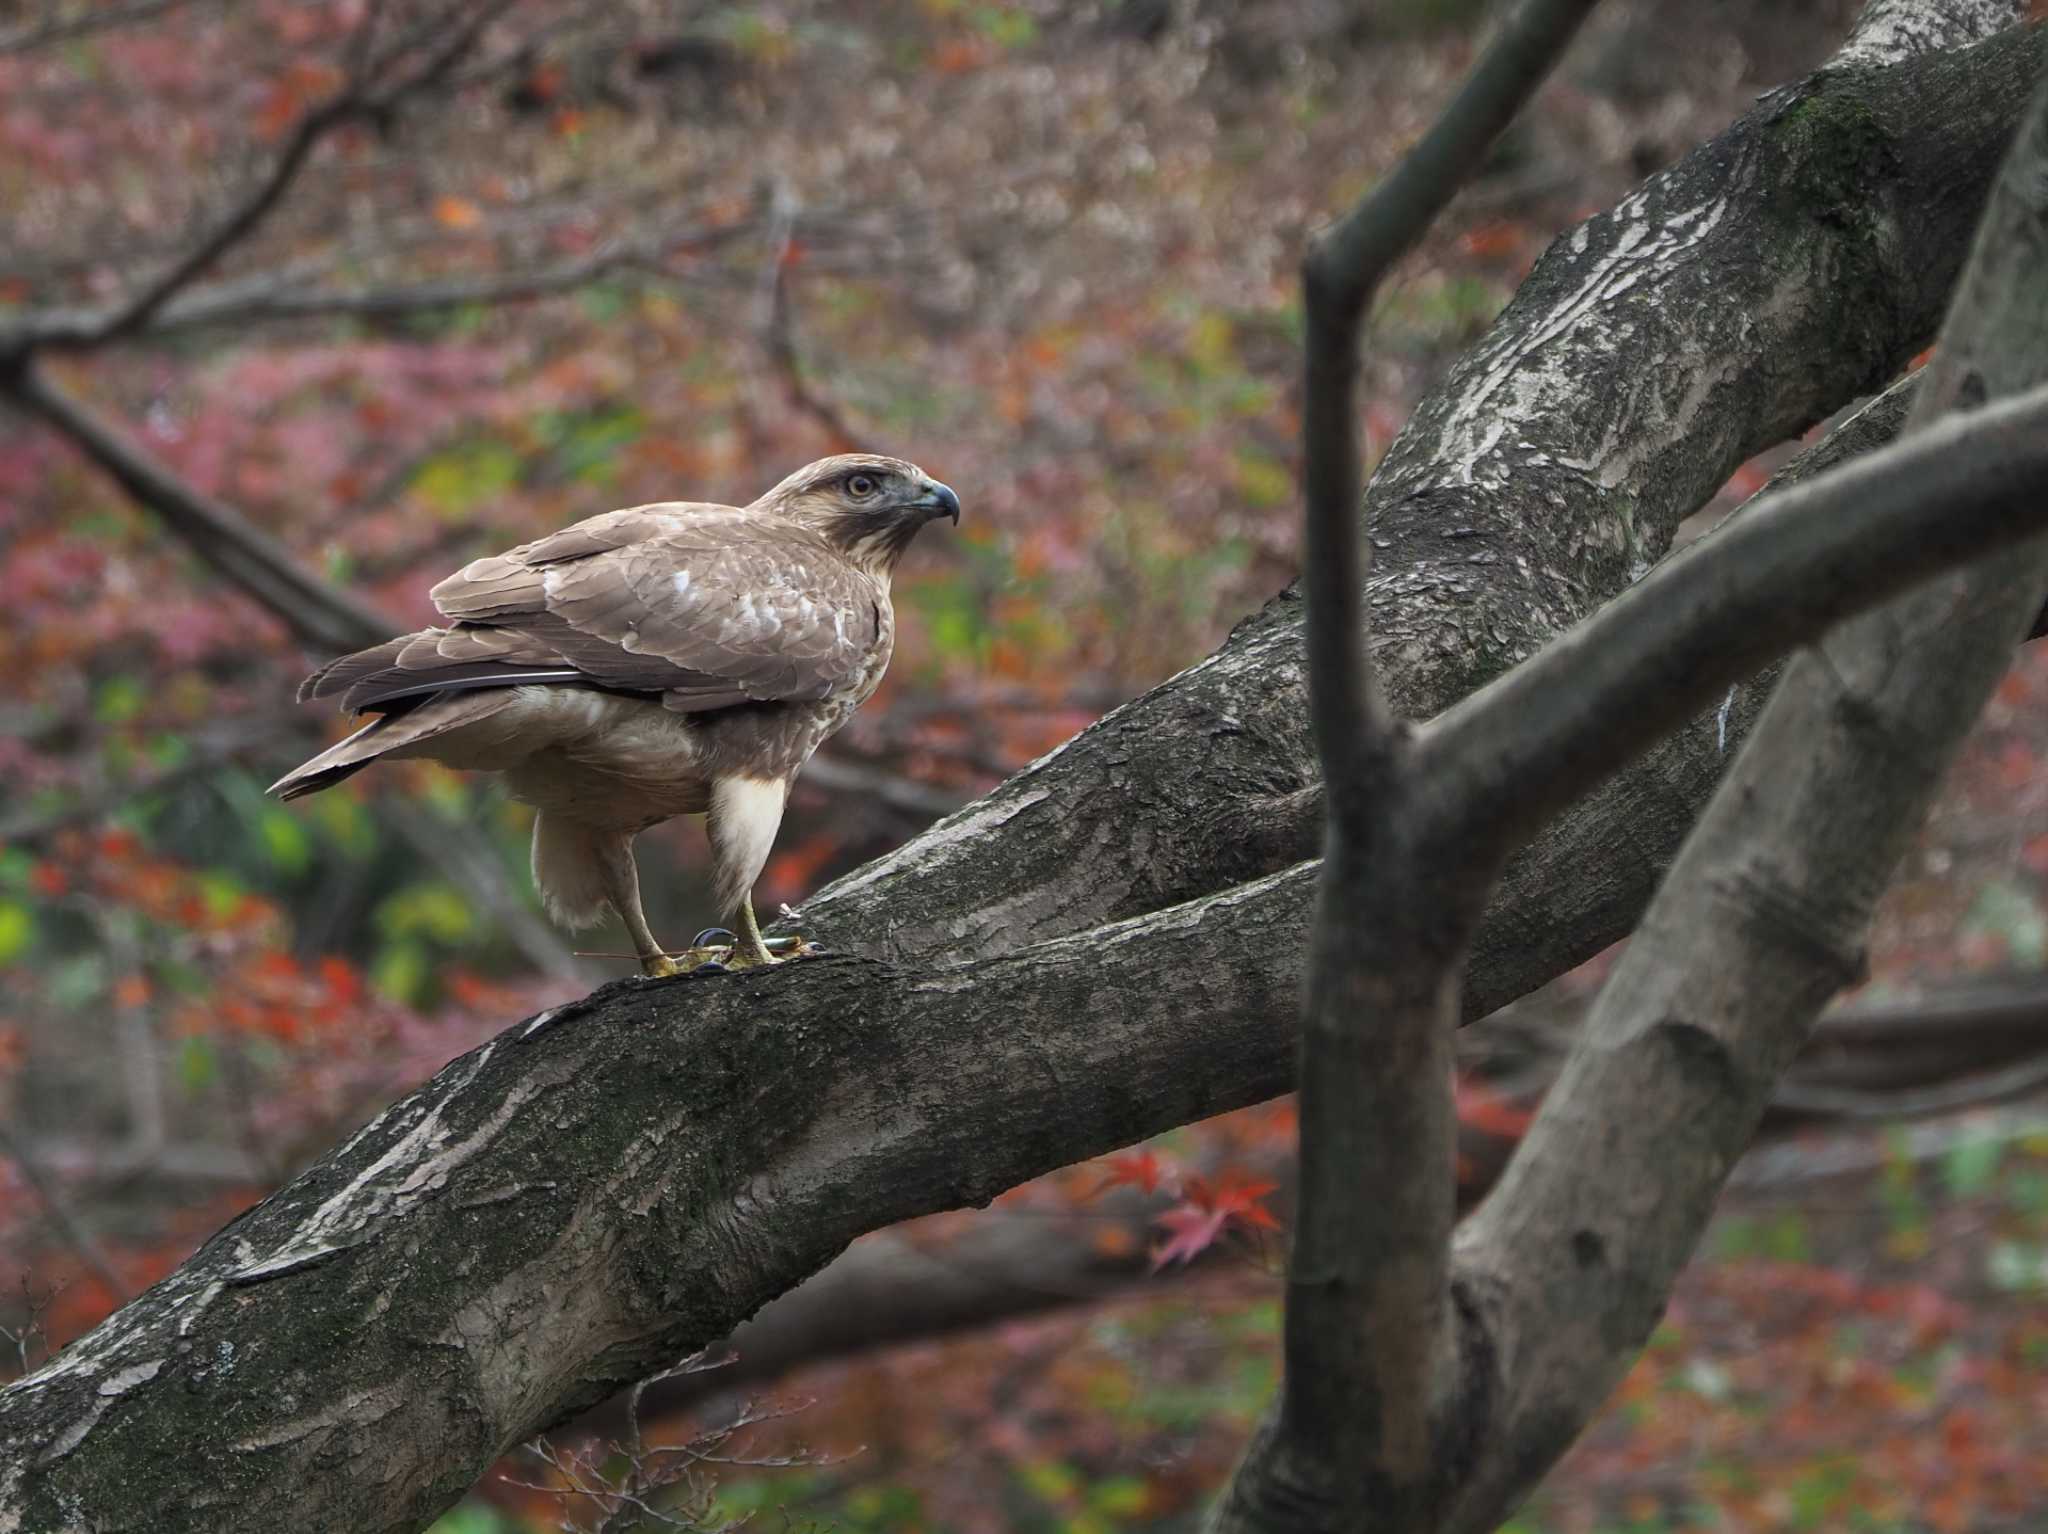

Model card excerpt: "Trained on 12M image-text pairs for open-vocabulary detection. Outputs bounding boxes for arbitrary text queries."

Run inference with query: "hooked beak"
[914,479,962,526]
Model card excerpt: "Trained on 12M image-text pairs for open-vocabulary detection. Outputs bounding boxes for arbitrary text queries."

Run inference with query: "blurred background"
[1,1,2044,1530]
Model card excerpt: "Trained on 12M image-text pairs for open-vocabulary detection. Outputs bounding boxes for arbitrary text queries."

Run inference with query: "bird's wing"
[308,504,882,714]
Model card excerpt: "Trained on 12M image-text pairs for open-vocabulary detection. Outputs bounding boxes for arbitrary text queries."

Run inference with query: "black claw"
[691,959,729,975]
[691,927,737,948]
[804,946,831,958]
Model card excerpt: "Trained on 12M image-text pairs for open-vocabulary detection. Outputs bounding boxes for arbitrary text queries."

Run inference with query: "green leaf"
[0,901,35,966]
[1986,1240,2046,1293]
[258,807,313,876]
[47,954,106,1009]
[310,791,376,858]
[377,882,475,944]
[1232,449,1293,509]
[176,1036,218,1094]
[1961,879,2048,967]
[0,849,31,889]
[411,439,524,519]
[1018,1459,1079,1504]
[372,939,431,1005]
[94,674,146,725]
[196,871,249,923]
[1087,1475,1150,1517]
[1943,1135,2004,1199]
[539,405,644,487]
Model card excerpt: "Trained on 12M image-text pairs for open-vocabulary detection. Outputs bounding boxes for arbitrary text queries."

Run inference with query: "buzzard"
[269,454,960,974]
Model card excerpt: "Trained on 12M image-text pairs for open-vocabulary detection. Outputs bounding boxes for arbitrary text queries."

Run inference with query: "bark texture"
[2,10,2041,1533]
[1448,54,2048,1534]
[793,20,2045,971]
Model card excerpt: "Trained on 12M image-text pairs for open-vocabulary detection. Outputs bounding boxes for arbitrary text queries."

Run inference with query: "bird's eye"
[846,473,880,499]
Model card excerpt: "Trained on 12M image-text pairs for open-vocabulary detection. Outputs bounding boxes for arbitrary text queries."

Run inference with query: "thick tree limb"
[1447,55,2048,1534]
[1419,377,2048,850]
[5,372,2046,1522]
[1839,0,2022,64]
[787,16,2043,973]
[20,24,2048,1534]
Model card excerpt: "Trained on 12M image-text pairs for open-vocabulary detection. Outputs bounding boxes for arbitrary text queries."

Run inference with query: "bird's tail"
[267,692,517,801]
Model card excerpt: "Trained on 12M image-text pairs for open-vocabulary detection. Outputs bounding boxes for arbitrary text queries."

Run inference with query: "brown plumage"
[269,454,960,973]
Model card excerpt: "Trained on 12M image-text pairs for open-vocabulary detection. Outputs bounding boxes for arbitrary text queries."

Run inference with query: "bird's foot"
[641,953,686,979]
[669,928,822,973]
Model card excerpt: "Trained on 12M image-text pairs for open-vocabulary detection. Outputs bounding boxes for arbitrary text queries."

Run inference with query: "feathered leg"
[590,833,681,979]
[704,776,790,969]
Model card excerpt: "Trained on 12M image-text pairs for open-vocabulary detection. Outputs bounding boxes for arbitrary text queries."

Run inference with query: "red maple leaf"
[1150,1172,1283,1267]
[1088,1149,1170,1200]
[1151,1203,1229,1269]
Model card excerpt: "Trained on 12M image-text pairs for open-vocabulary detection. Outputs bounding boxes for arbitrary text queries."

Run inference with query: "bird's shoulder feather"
[326,502,887,715]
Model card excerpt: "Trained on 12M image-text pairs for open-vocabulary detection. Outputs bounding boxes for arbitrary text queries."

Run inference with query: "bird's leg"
[593,835,683,979]
[729,894,778,969]
[705,777,792,970]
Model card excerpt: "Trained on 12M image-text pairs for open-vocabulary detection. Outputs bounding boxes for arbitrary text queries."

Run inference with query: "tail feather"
[298,636,412,704]
[268,691,517,800]
[268,718,389,800]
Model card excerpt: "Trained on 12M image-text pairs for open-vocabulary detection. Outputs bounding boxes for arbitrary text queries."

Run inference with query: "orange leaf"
[433,195,484,230]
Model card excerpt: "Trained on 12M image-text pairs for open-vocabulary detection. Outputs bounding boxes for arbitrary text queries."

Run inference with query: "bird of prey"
[268,454,960,974]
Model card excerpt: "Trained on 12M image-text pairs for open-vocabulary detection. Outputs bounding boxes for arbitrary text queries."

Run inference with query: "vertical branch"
[1445,56,2048,1534]
[1215,3,1604,1531]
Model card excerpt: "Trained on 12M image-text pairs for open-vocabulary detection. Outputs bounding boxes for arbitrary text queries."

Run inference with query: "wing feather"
[314,503,881,714]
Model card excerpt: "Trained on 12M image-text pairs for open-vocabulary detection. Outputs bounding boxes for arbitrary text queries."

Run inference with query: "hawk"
[268,454,960,974]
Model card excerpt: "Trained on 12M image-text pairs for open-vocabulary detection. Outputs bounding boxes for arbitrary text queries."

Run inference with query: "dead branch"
[0,0,195,55]
[0,360,390,653]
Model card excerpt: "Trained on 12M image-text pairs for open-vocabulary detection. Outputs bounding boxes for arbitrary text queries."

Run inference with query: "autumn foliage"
[1,3,2046,1532]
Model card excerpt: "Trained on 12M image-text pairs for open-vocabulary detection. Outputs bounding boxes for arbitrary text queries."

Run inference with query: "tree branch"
[0,360,391,653]
[1446,54,2048,1534]
[1243,3,1605,1530]
[785,19,2047,974]
[83,0,508,344]
[0,0,195,55]
[1838,0,2024,65]
[1417,374,2048,853]
[10,327,2048,1518]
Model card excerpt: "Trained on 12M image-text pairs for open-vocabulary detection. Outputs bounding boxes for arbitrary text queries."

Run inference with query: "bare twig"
[0,0,194,55]
[0,1121,129,1303]
[0,359,390,652]
[63,0,519,346]
[757,181,870,451]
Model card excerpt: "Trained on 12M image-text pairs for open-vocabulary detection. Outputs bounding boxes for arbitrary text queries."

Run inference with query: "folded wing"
[302,504,882,715]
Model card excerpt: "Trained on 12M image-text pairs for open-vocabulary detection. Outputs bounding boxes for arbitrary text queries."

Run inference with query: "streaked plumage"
[269,454,960,973]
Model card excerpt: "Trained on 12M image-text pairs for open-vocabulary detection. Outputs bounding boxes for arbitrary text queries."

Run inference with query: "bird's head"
[752,454,961,577]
